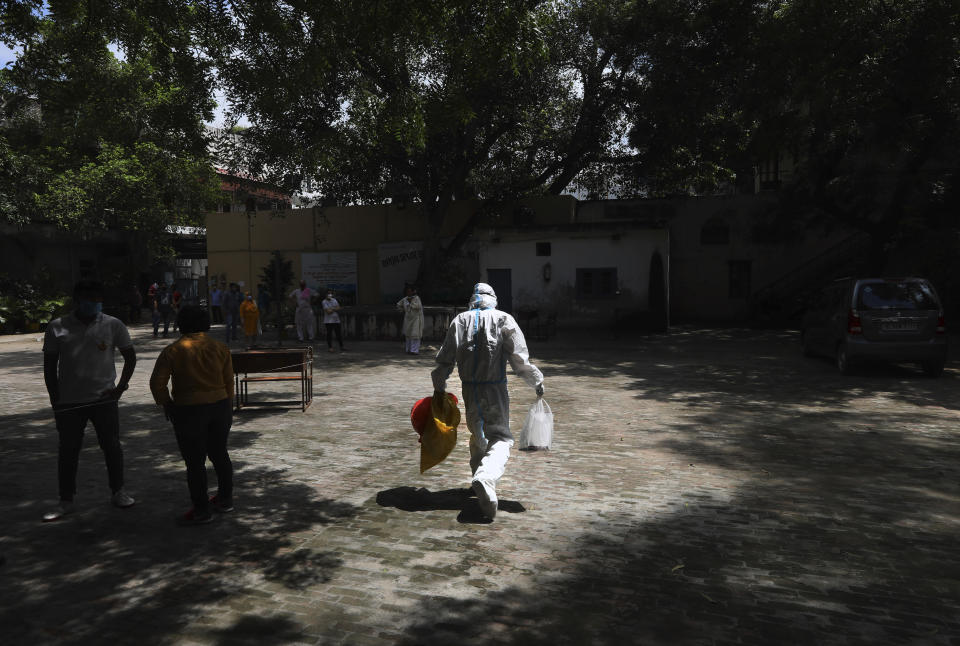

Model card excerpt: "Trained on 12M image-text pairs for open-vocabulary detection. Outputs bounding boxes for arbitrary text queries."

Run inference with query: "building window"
[577,267,618,299]
[728,260,752,299]
[536,242,552,256]
[757,157,781,190]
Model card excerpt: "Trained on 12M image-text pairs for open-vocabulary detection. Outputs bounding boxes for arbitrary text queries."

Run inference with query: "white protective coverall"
[397,294,424,354]
[431,283,544,518]
[290,286,316,341]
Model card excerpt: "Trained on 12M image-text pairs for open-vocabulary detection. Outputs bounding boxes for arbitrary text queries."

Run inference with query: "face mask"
[76,300,102,317]
[326,294,333,299]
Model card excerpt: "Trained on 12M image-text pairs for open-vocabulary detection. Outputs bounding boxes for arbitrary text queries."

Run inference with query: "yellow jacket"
[150,333,234,406]
[239,299,259,336]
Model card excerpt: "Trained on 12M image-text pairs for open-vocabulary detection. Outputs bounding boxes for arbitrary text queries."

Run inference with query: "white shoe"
[112,489,136,508]
[471,480,497,519]
[43,501,75,522]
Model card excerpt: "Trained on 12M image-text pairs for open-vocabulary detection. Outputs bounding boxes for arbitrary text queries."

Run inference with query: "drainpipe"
[247,210,253,290]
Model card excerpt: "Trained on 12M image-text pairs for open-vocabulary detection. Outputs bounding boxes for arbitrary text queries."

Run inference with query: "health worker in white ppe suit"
[431,283,544,519]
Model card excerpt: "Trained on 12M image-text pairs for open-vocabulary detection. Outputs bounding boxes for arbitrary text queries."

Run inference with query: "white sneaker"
[42,501,75,522]
[112,489,135,508]
[471,480,498,519]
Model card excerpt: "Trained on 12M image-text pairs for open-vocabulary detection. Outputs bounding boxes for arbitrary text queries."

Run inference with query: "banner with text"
[301,252,358,305]
[377,241,423,304]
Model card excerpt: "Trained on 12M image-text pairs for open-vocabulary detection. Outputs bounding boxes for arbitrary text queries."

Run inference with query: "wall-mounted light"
[542,262,552,282]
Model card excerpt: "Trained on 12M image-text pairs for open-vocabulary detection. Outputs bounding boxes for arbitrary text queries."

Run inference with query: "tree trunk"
[415,191,452,302]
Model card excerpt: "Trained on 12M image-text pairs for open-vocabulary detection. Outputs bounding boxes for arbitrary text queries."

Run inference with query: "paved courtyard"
[0,324,958,645]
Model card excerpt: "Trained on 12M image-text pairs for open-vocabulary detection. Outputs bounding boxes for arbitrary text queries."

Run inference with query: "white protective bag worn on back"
[519,398,553,450]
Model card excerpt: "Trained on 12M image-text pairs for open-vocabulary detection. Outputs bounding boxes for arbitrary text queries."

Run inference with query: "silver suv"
[801,277,948,376]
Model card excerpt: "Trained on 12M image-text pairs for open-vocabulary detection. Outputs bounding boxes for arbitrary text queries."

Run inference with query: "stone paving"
[0,323,959,645]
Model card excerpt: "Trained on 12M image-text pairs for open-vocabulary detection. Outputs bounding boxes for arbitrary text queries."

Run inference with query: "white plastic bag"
[519,398,553,450]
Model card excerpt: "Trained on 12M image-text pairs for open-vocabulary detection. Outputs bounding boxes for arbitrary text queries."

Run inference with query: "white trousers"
[470,434,513,502]
[295,306,315,340]
[404,337,421,354]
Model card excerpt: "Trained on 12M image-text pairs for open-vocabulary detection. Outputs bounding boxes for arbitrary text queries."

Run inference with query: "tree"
[210,0,638,299]
[764,0,960,270]
[614,0,766,196]
[613,0,960,270]
[0,1,222,253]
[258,250,294,344]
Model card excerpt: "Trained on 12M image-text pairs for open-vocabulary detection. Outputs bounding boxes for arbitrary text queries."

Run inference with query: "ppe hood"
[468,283,498,310]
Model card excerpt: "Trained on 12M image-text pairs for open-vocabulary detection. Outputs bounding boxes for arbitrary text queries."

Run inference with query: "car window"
[858,281,939,310]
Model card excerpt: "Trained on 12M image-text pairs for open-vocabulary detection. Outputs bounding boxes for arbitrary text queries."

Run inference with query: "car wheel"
[837,343,853,375]
[922,360,945,377]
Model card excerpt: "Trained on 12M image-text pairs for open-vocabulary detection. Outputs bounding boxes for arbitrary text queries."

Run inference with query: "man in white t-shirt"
[321,290,345,353]
[289,280,316,342]
[42,280,138,521]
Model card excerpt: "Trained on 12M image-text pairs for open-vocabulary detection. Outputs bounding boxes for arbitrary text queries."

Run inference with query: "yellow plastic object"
[420,393,461,473]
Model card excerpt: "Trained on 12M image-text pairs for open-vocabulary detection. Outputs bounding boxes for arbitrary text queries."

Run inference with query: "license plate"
[881,321,918,331]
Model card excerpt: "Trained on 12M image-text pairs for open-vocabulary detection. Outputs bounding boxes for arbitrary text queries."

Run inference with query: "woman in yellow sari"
[239,292,259,346]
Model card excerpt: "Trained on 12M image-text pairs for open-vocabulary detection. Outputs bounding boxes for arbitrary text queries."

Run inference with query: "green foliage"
[211,0,636,297]
[3,0,956,283]
[761,0,960,260]
[0,274,68,332]
[613,0,960,260]
[0,0,221,252]
[258,250,295,299]
[258,250,294,336]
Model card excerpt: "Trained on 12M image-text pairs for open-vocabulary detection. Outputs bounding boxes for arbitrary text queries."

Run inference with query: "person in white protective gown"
[289,281,316,342]
[431,283,544,519]
[396,284,424,354]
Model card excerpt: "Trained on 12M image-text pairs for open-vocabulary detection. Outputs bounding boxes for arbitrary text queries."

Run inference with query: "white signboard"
[378,241,423,303]
[301,252,358,304]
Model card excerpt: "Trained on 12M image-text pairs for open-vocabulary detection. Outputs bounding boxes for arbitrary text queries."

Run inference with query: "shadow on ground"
[377,486,526,525]
[3,328,959,644]
[0,401,359,645]
[395,328,960,645]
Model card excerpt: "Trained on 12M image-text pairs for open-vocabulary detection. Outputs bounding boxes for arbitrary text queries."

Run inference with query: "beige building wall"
[205,196,577,304]
[578,196,855,322]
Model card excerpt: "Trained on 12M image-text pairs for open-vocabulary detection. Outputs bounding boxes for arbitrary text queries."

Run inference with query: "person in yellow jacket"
[150,306,235,526]
[239,292,259,346]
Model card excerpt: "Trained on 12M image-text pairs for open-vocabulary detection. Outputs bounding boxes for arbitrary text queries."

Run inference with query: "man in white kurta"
[431,283,544,520]
[396,285,424,354]
[289,281,316,342]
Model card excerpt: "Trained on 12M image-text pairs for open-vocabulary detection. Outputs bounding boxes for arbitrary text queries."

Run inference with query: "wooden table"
[231,347,314,411]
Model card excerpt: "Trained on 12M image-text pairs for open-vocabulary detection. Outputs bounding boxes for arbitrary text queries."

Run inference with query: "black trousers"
[153,306,172,336]
[326,323,343,348]
[171,398,233,513]
[224,310,240,341]
[54,400,124,501]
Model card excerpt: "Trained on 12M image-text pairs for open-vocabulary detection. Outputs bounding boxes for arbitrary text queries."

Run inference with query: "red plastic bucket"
[411,394,458,434]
